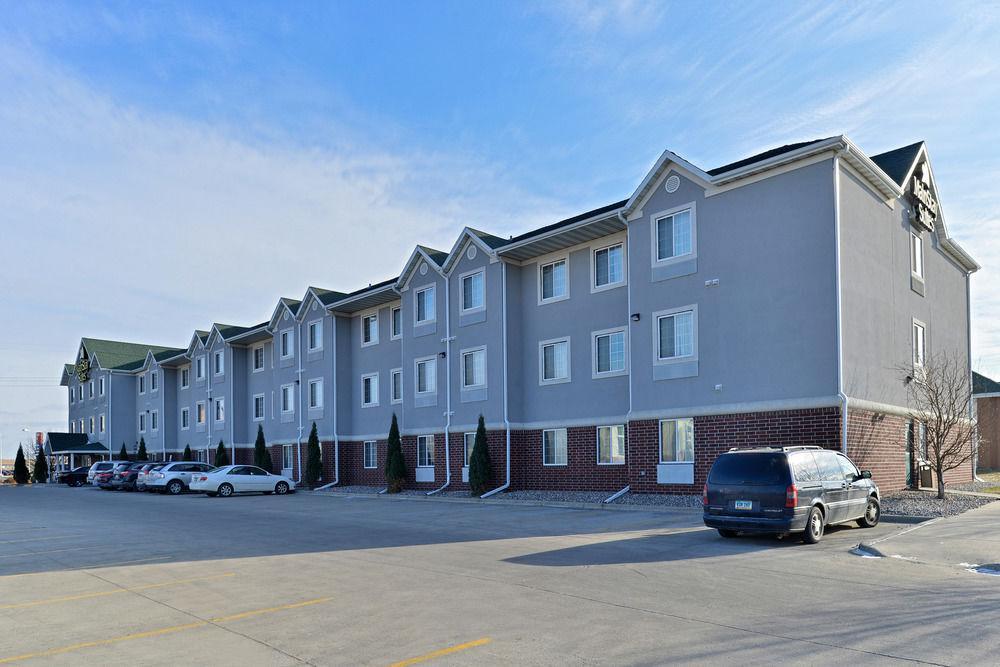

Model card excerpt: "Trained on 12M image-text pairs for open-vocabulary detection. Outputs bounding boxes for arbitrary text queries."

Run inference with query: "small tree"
[182,444,193,461]
[137,437,148,461]
[253,426,272,473]
[385,413,406,493]
[304,422,322,487]
[118,442,129,462]
[902,352,980,499]
[468,415,492,496]
[13,445,29,484]
[32,446,49,484]
[214,439,229,467]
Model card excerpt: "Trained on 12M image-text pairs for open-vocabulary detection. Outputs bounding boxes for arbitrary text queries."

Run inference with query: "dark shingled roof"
[195,330,209,344]
[468,228,509,250]
[45,433,109,453]
[507,199,629,245]
[974,371,1000,395]
[339,277,398,299]
[280,298,301,316]
[870,141,924,187]
[310,287,348,306]
[418,246,449,267]
[153,348,186,362]
[82,338,177,371]
[707,139,831,176]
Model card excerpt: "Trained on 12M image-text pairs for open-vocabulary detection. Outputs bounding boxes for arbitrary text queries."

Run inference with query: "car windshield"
[709,453,789,486]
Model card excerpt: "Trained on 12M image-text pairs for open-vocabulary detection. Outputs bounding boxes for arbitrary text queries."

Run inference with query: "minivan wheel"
[218,483,234,498]
[167,480,184,496]
[859,496,881,528]
[803,507,825,544]
[717,529,738,538]
[275,482,289,495]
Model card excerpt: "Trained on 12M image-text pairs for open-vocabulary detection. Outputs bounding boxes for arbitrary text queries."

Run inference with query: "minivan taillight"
[702,483,708,506]
[785,484,798,508]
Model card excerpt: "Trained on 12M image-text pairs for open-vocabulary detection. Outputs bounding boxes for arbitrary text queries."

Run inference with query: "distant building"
[974,372,1000,472]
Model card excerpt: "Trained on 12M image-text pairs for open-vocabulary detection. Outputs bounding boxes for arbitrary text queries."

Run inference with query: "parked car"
[110,462,151,491]
[96,467,121,489]
[88,461,128,485]
[190,465,295,497]
[58,466,92,487]
[145,462,216,495]
[135,463,166,491]
[702,446,880,543]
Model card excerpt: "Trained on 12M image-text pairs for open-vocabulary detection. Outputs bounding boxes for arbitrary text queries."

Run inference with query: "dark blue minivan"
[702,446,880,543]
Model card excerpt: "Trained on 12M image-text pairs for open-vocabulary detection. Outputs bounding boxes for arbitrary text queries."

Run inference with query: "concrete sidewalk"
[860,500,1000,572]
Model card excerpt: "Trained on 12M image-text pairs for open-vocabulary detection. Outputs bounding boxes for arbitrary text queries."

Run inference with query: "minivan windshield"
[709,453,789,486]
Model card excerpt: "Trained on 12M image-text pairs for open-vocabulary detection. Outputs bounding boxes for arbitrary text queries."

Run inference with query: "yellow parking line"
[390,637,492,667]
[0,573,236,610]
[0,596,332,664]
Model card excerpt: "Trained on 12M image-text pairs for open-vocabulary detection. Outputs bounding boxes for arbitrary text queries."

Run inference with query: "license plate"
[734,500,753,511]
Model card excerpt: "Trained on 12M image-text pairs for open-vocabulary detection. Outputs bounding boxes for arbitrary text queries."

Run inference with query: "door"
[835,454,869,520]
[245,466,272,491]
[226,466,250,492]
[812,451,850,524]
[282,445,294,478]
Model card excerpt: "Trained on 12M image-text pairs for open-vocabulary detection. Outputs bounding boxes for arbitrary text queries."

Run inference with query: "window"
[214,399,224,423]
[196,356,205,380]
[660,418,694,463]
[213,351,224,375]
[415,286,435,324]
[364,441,377,469]
[89,416,94,434]
[362,313,378,346]
[539,338,570,384]
[282,444,294,470]
[539,258,568,303]
[463,432,476,467]
[139,374,146,394]
[77,385,83,401]
[150,370,158,392]
[911,231,924,279]
[593,243,624,289]
[279,330,294,359]
[542,429,568,466]
[593,329,626,377]
[138,413,146,433]
[308,320,323,351]
[70,421,74,433]
[252,345,265,371]
[308,379,323,409]
[88,380,94,398]
[597,425,626,465]
[253,395,265,421]
[461,270,485,311]
[417,435,435,467]
[70,388,74,404]
[78,419,84,434]
[918,422,928,459]
[196,402,206,424]
[462,347,486,388]
[99,376,105,396]
[362,373,379,407]
[391,306,402,339]
[181,407,190,430]
[151,410,158,432]
[657,309,695,361]
[912,320,926,368]
[655,208,694,262]
[391,368,402,403]
[415,358,436,394]
[281,384,295,413]
[99,414,106,433]
[181,367,190,388]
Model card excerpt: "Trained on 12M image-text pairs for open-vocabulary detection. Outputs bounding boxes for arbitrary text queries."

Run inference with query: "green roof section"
[974,371,1000,395]
[310,287,349,307]
[82,337,177,371]
[44,433,109,454]
[418,245,449,267]
[153,348,186,362]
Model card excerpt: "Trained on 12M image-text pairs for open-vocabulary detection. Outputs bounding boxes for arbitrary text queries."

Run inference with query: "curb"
[319,491,703,514]
[881,514,936,525]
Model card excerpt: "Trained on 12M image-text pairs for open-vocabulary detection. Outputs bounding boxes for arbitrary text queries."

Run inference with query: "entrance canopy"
[44,433,109,457]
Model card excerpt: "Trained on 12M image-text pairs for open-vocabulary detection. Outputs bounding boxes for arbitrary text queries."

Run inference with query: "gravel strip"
[610,492,703,508]
[950,479,1000,493]
[880,490,997,517]
[501,490,612,504]
[327,485,384,494]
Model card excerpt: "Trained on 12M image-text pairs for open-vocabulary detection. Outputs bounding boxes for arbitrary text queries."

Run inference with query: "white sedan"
[190,465,295,497]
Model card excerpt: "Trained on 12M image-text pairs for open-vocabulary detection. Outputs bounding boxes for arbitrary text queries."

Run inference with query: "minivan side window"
[788,452,821,483]
[813,451,843,481]
[836,455,859,481]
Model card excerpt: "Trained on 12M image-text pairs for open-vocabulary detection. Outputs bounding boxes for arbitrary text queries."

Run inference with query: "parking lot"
[1,485,998,666]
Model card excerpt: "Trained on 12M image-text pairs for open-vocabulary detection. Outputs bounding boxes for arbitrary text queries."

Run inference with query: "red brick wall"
[338,439,386,487]
[445,429,507,492]
[509,426,629,492]
[976,397,1000,471]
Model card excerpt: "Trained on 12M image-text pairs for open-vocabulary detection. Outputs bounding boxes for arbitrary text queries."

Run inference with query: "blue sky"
[1,1,999,450]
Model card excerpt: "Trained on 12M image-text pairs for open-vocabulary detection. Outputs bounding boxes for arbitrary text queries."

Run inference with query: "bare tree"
[901,352,979,499]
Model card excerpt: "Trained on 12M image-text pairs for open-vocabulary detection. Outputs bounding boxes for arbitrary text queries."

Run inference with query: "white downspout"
[968,272,982,480]
[106,371,112,461]
[610,209,632,501]
[206,354,213,464]
[834,151,849,454]
[229,347,235,465]
[318,314,340,490]
[482,260,511,498]
[429,272,452,495]
[296,317,304,484]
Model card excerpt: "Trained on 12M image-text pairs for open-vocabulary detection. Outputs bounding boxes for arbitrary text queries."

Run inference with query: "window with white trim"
[138,412,146,433]
[195,356,205,380]
[461,270,485,311]
[181,407,190,430]
[70,387,75,404]
[911,231,924,280]
[655,208,694,262]
[253,394,265,421]
[282,444,294,470]
[362,373,379,407]
[913,320,926,368]
[281,384,294,413]
[597,425,626,464]
[70,420,74,433]
[138,374,146,395]
[539,258,568,302]
[364,441,377,469]
[593,243,624,289]
[660,418,694,463]
[77,385,83,401]
[391,306,402,339]
[462,347,486,388]
[88,416,94,434]
[78,418,84,434]
[308,379,323,409]
[657,309,695,360]
[196,402,206,424]
[214,399,224,423]
[252,345,265,371]
[391,368,402,403]
[150,370,158,392]
[542,429,568,466]
[151,410,158,432]
[279,330,294,359]
[181,367,190,388]
[415,358,436,394]
[99,414,106,433]
[539,338,570,384]
[415,286,435,324]
[362,313,378,346]
[308,320,323,351]
[99,376,105,396]
[593,329,626,376]
[213,351,224,375]
[88,380,94,398]
[417,435,435,467]
[463,432,476,467]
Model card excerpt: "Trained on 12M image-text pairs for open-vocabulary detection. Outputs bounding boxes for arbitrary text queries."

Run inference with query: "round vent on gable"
[665,175,681,193]
[311,302,317,311]
[283,312,289,321]
[467,245,477,260]
[419,262,428,276]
